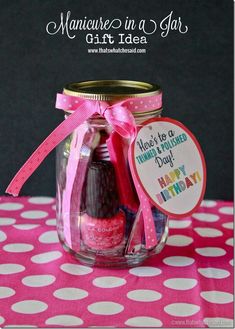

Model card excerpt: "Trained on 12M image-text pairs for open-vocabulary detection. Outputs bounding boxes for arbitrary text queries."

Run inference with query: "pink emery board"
[106,131,138,212]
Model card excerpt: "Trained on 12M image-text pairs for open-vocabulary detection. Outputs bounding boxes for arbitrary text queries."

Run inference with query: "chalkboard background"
[0,0,233,199]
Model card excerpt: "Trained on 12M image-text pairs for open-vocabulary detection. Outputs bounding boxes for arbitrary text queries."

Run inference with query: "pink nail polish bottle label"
[81,211,125,250]
[81,160,126,251]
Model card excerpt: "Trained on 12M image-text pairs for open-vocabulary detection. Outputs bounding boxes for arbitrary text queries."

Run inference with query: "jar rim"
[63,80,161,101]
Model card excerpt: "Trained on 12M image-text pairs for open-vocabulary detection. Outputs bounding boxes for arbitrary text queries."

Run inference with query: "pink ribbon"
[6,92,162,249]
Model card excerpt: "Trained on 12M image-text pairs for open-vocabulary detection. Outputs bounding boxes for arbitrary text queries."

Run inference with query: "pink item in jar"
[81,211,125,250]
[80,160,126,251]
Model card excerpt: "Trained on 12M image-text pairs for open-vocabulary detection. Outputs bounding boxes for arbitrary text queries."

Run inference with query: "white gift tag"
[131,117,206,218]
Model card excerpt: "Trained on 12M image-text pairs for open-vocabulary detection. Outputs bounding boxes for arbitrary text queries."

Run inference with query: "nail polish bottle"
[81,160,126,251]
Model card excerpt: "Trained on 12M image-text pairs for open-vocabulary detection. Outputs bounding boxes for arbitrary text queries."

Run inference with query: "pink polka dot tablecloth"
[0,196,233,328]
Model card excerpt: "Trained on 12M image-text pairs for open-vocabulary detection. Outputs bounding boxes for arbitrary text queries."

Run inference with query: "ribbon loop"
[104,104,137,139]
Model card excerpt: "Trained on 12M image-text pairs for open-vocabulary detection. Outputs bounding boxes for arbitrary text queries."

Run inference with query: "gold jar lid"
[63,80,161,102]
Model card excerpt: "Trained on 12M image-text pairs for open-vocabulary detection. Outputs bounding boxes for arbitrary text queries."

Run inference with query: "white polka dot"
[229,259,233,266]
[52,204,56,210]
[0,316,5,325]
[28,197,54,204]
[200,200,217,207]
[0,287,16,298]
[54,288,88,300]
[0,218,16,226]
[3,243,34,253]
[22,275,56,287]
[192,213,219,222]
[164,303,200,317]
[163,278,197,290]
[219,207,233,215]
[127,289,161,302]
[203,317,234,328]
[0,264,25,275]
[125,317,162,327]
[13,224,40,230]
[38,231,59,243]
[0,230,7,242]
[198,268,230,279]
[225,238,233,246]
[93,276,126,288]
[31,251,62,264]
[195,247,226,257]
[163,256,195,267]
[46,315,83,326]
[194,227,223,237]
[222,222,233,229]
[11,300,48,314]
[88,302,124,315]
[200,291,233,304]
[169,219,191,229]
[46,219,56,226]
[166,235,193,247]
[0,203,23,210]
[129,266,161,277]
[21,210,48,219]
[61,263,93,275]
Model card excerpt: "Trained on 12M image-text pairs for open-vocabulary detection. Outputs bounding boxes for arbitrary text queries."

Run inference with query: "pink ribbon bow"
[6,92,163,249]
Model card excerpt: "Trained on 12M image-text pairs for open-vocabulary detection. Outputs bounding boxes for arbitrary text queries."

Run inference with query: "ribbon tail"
[6,102,96,196]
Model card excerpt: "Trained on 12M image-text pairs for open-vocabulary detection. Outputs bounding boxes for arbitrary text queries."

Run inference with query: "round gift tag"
[131,117,206,218]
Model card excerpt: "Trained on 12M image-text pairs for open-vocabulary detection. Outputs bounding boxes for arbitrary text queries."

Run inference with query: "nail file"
[125,208,144,254]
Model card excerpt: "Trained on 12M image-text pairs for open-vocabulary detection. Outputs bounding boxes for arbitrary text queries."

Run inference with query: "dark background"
[0,0,233,199]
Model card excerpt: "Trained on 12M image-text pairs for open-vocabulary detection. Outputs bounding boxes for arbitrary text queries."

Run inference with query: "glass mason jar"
[56,80,169,267]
